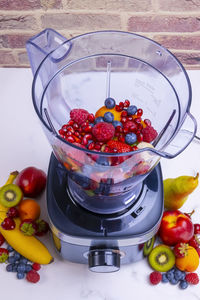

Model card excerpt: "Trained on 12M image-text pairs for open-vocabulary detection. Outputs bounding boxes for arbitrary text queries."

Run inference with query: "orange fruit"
[175,245,199,272]
[95,106,122,121]
[18,199,41,221]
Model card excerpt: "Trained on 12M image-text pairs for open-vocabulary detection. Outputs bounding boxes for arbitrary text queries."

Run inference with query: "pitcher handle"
[157,112,197,159]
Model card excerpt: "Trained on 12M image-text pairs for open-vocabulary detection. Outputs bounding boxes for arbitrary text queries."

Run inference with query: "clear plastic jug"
[26,29,197,214]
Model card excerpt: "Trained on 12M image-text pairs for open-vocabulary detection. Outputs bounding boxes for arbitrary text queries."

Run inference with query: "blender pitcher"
[26,29,197,215]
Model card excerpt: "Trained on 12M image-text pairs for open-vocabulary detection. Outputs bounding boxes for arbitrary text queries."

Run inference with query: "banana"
[0,172,53,264]
[0,171,19,189]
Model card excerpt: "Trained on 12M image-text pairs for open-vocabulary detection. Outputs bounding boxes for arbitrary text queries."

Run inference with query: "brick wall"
[0,0,200,69]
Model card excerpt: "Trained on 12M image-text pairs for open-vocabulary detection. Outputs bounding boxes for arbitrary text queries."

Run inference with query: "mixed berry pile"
[58,98,158,153]
[0,241,40,283]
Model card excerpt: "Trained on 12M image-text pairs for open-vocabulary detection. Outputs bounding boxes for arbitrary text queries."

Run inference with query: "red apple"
[16,167,46,198]
[159,210,194,246]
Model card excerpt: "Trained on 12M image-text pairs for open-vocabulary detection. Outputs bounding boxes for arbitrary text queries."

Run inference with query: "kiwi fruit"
[0,184,23,208]
[148,244,175,272]
[143,236,155,256]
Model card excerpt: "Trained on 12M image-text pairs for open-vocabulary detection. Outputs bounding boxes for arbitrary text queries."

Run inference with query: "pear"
[164,173,199,210]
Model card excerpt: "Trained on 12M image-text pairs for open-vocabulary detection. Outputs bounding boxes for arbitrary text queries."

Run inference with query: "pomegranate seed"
[137,123,143,131]
[115,132,120,137]
[62,124,68,131]
[73,136,82,143]
[94,144,101,150]
[134,117,142,124]
[112,148,118,153]
[124,100,130,107]
[123,127,129,134]
[137,108,143,117]
[118,135,125,143]
[81,121,89,127]
[83,125,92,133]
[144,119,151,127]
[66,131,73,136]
[67,126,75,133]
[129,125,137,132]
[88,142,95,150]
[66,136,75,143]
[104,146,111,153]
[115,105,123,112]
[121,110,128,117]
[137,132,143,142]
[194,224,200,234]
[121,117,127,123]
[68,120,74,126]
[59,129,65,135]
[119,101,124,108]
[74,131,80,137]
[84,134,92,140]
[73,123,79,130]
[116,126,123,133]
[132,146,138,151]
[127,116,133,121]
[88,113,95,123]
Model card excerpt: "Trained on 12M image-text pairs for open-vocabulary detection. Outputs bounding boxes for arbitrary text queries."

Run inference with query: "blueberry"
[89,123,94,128]
[19,258,28,264]
[25,264,32,273]
[96,157,109,166]
[7,245,14,252]
[166,270,174,280]
[17,263,26,273]
[94,117,104,124]
[174,269,185,281]
[12,263,19,272]
[125,133,137,145]
[127,105,137,116]
[162,273,169,283]
[179,280,188,289]
[112,121,123,128]
[105,97,115,109]
[103,112,114,123]
[170,278,179,285]
[17,272,25,280]
[13,252,21,260]
[8,256,17,264]
[6,264,14,272]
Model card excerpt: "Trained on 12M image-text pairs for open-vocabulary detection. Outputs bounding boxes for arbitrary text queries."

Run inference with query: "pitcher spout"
[26,28,70,75]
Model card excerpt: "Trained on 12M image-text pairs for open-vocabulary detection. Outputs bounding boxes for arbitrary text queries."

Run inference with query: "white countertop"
[0,68,200,299]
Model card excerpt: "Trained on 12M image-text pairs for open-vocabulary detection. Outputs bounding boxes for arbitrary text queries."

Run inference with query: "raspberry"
[92,122,115,142]
[32,263,41,271]
[26,270,40,283]
[70,109,89,125]
[149,271,162,285]
[185,273,199,285]
[107,140,132,153]
[142,126,158,143]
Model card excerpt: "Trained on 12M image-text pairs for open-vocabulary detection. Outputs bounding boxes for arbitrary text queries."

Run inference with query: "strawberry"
[173,242,189,258]
[35,219,49,236]
[20,219,38,236]
[107,140,132,153]
[185,273,199,285]
[0,233,5,246]
[0,247,9,263]
[70,109,89,125]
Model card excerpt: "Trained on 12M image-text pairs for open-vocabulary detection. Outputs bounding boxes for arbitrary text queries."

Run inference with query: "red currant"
[1,217,16,230]
[194,224,200,234]
[6,207,19,218]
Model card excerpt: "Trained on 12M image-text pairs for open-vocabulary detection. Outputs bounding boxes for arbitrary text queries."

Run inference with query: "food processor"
[26,29,197,272]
